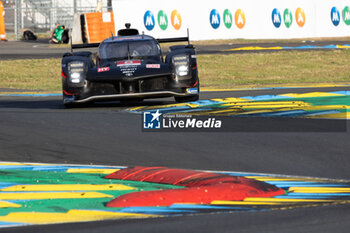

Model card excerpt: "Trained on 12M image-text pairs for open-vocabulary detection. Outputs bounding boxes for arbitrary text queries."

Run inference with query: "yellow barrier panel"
[0,0,6,41]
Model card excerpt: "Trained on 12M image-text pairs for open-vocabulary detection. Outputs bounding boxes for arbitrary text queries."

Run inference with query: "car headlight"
[173,55,190,76]
[68,62,85,84]
[70,72,81,83]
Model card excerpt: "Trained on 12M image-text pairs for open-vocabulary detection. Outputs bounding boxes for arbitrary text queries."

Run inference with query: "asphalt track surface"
[0,87,350,233]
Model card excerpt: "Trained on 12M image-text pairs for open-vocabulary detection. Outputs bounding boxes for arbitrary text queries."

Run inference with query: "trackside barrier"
[84,12,115,43]
[0,0,6,41]
[72,11,115,44]
[112,0,350,40]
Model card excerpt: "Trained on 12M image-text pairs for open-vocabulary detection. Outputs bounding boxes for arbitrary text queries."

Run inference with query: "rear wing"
[71,37,189,50]
[71,43,100,49]
[157,37,189,44]
[157,28,190,44]
[71,29,191,50]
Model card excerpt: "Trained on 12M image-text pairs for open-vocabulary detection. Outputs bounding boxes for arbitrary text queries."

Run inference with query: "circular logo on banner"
[171,10,182,30]
[342,6,350,25]
[235,9,246,29]
[223,9,232,29]
[158,10,168,30]
[295,8,305,27]
[210,9,221,29]
[331,7,341,26]
[144,11,155,31]
[284,8,293,28]
[272,8,281,28]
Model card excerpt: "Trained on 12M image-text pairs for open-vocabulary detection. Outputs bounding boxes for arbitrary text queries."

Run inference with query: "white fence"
[3,0,111,39]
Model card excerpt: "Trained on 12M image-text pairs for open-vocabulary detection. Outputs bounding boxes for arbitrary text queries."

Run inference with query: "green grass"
[1,49,350,91]
[0,58,61,91]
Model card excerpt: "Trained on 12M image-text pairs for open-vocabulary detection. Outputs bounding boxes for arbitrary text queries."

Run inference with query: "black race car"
[61,24,199,107]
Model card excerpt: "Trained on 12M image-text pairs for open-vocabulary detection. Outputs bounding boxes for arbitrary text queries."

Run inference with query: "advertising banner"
[112,0,350,40]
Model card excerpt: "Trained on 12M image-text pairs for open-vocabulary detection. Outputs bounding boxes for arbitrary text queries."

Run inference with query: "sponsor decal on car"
[186,87,199,94]
[146,64,161,69]
[63,95,75,103]
[117,61,141,76]
[117,60,141,66]
[97,67,110,72]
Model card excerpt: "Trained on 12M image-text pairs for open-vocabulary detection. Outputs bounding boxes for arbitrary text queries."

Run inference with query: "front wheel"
[174,95,199,103]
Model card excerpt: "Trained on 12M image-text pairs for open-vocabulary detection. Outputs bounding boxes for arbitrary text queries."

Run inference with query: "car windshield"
[99,39,160,61]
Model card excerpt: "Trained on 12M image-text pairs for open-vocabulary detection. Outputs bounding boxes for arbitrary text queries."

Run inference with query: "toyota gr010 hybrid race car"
[61,25,199,107]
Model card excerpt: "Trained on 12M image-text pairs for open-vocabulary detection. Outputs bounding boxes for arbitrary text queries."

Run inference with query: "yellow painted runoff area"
[244,197,332,203]
[309,112,349,119]
[66,168,120,174]
[211,198,338,206]
[0,192,113,200]
[230,46,283,51]
[211,200,283,205]
[187,109,272,116]
[0,201,21,208]
[206,105,349,119]
[0,210,157,225]
[245,176,317,182]
[289,187,350,193]
[336,45,350,49]
[213,109,271,115]
[220,101,309,109]
[300,105,348,111]
[0,162,49,166]
[1,184,135,192]
[280,92,345,98]
[211,97,248,102]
